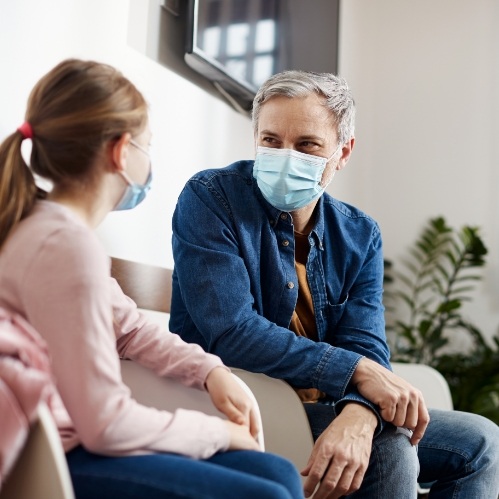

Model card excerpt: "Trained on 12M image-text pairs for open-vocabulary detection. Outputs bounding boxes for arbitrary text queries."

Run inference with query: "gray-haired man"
[171,70,499,498]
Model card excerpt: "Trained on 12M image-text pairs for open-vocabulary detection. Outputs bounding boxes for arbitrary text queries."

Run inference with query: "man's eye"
[261,137,280,147]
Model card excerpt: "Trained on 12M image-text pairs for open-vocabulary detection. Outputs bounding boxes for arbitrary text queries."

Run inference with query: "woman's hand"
[224,420,261,451]
[205,367,260,439]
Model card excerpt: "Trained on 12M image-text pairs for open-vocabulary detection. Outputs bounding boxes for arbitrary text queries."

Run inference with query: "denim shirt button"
[282,240,290,247]
[280,213,287,220]
[287,281,295,289]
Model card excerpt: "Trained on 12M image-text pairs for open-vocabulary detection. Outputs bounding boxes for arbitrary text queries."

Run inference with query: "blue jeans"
[66,447,304,499]
[304,405,499,498]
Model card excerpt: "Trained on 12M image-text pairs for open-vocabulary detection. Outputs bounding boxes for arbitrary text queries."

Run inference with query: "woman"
[0,59,303,499]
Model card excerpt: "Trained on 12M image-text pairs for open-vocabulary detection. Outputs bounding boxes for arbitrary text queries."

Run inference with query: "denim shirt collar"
[310,197,325,251]
[253,178,325,251]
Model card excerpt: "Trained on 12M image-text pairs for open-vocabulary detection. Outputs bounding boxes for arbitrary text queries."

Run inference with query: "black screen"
[186,0,340,111]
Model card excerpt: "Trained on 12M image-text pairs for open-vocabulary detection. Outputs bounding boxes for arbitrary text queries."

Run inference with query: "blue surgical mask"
[114,170,152,211]
[114,139,152,211]
[253,145,341,212]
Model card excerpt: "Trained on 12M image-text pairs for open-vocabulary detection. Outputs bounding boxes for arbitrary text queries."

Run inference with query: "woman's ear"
[110,133,132,173]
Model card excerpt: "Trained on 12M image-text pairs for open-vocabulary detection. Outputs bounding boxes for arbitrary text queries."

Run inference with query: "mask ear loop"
[326,142,343,164]
[321,143,343,188]
[326,142,344,177]
[119,170,134,186]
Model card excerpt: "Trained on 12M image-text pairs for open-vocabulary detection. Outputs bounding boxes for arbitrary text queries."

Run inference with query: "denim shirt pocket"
[325,293,348,330]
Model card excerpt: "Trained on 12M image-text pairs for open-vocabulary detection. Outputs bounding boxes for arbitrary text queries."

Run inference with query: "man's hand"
[205,367,260,438]
[352,358,430,445]
[301,403,376,498]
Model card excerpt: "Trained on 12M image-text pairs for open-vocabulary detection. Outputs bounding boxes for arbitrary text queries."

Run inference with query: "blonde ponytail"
[0,132,38,250]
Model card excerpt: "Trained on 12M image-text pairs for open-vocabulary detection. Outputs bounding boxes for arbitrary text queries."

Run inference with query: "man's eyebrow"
[259,129,280,137]
[259,130,326,142]
[296,134,326,142]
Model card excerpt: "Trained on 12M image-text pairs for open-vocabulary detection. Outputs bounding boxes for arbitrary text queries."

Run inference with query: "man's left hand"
[301,403,377,499]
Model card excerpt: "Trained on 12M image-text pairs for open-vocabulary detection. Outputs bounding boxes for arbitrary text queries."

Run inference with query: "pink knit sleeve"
[111,279,228,388]
[20,226,229,459]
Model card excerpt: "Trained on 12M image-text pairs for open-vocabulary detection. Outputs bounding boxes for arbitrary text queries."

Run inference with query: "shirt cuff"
[316,346,363,400]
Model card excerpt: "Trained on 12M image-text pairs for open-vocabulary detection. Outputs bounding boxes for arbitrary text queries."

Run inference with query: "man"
[170,71,499,498]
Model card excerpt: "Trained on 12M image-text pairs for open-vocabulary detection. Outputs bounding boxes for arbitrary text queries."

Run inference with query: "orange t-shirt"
[288,231,325,402]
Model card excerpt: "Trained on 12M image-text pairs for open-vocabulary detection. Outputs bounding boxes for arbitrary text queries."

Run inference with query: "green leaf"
[384,214,491,403]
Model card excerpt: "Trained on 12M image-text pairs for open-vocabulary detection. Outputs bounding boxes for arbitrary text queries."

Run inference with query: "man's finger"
[411,404,430,445]
[301,452,329,497]
[311,459,347,499]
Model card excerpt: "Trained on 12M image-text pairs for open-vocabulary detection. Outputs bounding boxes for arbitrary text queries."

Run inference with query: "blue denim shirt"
[171,160,391,430]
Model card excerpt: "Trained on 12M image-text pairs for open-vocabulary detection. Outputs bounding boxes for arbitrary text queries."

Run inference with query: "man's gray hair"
[252,70,355,145]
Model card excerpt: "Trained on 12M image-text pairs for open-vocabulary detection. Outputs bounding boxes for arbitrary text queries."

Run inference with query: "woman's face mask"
[252,144,341,212]
[114,139,152,211]
[113,170,152,211]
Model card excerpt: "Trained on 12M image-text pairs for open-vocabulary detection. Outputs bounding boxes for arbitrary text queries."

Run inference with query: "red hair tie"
[18,122,33,140]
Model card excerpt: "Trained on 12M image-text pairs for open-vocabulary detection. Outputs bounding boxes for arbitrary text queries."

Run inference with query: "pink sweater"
[0,309,53,484]
[0,201,230,459]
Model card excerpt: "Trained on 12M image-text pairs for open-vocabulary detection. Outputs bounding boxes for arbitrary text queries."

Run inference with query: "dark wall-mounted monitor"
[185,0,340,112]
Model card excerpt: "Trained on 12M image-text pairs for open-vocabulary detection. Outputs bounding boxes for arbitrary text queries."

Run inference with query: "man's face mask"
[252,144,341,212]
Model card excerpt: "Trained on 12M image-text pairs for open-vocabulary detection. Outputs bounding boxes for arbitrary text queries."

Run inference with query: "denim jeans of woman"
[304,405,499,498]
[66,447,304,499]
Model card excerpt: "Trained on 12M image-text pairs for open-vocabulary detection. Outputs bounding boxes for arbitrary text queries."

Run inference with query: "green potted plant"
[385,216,499,424]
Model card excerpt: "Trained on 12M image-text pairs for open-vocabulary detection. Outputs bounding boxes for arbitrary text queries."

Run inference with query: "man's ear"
[337,137,355,171]
[110,133,132,173]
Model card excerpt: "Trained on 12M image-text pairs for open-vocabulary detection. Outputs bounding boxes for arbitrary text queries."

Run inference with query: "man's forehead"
[261,93,334,116]
[258,95,337,137]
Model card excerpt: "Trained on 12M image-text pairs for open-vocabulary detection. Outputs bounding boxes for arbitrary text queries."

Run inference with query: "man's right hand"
[352,358,430,445]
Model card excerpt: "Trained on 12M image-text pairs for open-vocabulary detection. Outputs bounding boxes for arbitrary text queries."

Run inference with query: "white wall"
[2,0,498,343]
[0,0,254,269]
[335,0,499,342]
